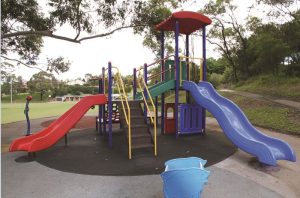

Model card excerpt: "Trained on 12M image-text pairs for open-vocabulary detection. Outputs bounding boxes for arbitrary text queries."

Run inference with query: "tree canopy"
[1,0,182,73]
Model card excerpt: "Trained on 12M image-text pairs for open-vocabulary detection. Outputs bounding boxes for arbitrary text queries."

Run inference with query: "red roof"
[155,11,212,34]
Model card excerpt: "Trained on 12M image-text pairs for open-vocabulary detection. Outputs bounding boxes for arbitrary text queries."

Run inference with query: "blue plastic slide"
[182,81,296,166]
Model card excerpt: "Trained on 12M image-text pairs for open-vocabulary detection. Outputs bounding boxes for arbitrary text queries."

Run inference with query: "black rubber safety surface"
[15,128,236,176]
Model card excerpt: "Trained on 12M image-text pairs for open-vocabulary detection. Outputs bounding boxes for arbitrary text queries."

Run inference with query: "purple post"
[143,63,148,121]
[186,34,190,80]
[175,21,179,137]
[161,31,165,135]
[108,62,113,147]
[202,27,207,81]
[155,80,158,127]
[98,78,103,135]
[186,34,190,104]
[133,68,137,99]
[102,67,106,135]
[202,26,207,134]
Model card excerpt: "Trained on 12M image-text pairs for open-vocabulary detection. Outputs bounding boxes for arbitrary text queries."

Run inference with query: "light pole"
[10,76,13,104]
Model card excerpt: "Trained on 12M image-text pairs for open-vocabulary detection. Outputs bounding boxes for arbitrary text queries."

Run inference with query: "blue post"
[161,31,165,135]
[108,62,113,147]
[202,26,207,134]
[133,68,137,100]
[186,34,190,104]
[175,21,179,138]
[143,63,148,122]
[98,78,103,135]
[102,67,106,135]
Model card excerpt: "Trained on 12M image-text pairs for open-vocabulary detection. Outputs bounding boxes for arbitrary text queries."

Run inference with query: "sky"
[9,0,208,81]
[10,0,291,81]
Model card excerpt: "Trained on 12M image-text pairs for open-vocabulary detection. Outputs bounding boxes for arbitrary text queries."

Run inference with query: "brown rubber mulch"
[15,126,236,176]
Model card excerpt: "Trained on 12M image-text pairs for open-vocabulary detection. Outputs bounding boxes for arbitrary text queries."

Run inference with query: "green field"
[233,75,300,102]
[1,102,97,124]
[219,92,300,136]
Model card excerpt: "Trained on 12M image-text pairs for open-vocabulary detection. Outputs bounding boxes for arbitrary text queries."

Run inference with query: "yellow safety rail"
[179,56,204,86]
[137,72,157,157]
[111,66,132,159]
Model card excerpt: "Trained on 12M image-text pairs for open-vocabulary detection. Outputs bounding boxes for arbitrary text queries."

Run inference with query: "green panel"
[135,80,175,99]
[164,60,187,81]
[149,79,175,97]
[180,61,187,81]
[165,60,175,81]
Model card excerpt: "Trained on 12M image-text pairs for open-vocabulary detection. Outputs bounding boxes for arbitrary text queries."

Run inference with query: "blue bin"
[161,157,210,198]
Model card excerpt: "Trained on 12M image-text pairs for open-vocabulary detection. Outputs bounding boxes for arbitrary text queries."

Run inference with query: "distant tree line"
[1,71,134,101]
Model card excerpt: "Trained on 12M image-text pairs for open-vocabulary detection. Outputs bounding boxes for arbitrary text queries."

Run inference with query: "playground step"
[121,116,146,125]
[123,124,150,133]
[118,100,154,156]
[129,132,151,138]
[131,136,153,146]
[119,108,143,116]
[131,143,154,149]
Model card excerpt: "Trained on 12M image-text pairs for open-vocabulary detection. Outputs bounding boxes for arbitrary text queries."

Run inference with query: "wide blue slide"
[183,81,296,166]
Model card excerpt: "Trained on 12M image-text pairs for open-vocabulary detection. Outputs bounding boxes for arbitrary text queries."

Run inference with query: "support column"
[155,80,158,128]
[175,21,179,138]
[102,67,106,135]
[160,31,165,135]
[108,62,113,147]
[143,63,148,122]
[202,26,207,134]
[133,68,137,100]
[98,78,103,135]
[186,34,190,104]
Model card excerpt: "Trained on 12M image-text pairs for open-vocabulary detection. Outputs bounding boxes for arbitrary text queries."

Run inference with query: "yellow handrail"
[111,66,132,159]
[137,72,157,157]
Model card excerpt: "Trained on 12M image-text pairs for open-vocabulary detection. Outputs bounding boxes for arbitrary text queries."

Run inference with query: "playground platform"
[2,116,300,198]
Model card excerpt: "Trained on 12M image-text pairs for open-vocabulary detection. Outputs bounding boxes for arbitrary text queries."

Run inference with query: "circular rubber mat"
[16,128,236,176]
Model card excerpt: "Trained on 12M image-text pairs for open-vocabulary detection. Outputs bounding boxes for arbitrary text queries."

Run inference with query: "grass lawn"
[218,92,300,136]
[233,75,300,102]
[1,102,97,124]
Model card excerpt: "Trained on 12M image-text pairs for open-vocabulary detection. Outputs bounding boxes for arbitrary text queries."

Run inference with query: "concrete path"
[220,89,300,110]
[2,117,300,198]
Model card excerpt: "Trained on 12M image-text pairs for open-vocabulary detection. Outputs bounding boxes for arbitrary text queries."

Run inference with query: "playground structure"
[10,11,296,166]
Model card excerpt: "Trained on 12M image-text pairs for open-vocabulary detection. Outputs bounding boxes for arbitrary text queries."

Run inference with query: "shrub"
[208,73,223,88]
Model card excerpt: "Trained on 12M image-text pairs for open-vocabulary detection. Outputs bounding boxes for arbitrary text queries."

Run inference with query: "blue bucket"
[161,157,210,198]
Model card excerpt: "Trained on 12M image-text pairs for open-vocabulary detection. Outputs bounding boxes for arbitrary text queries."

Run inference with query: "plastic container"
[161,157,210,198]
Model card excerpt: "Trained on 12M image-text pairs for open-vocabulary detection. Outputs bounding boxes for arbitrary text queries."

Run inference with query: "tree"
[1,0,183,72]
[201,0,248,82]
[83,73,100,86]
[256,0,297,20]
[27,71,58,100]
[206,57,226,74]
[1,74,27,99]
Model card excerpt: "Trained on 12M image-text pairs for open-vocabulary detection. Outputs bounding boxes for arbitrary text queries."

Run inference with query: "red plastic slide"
[9,95,107,152]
